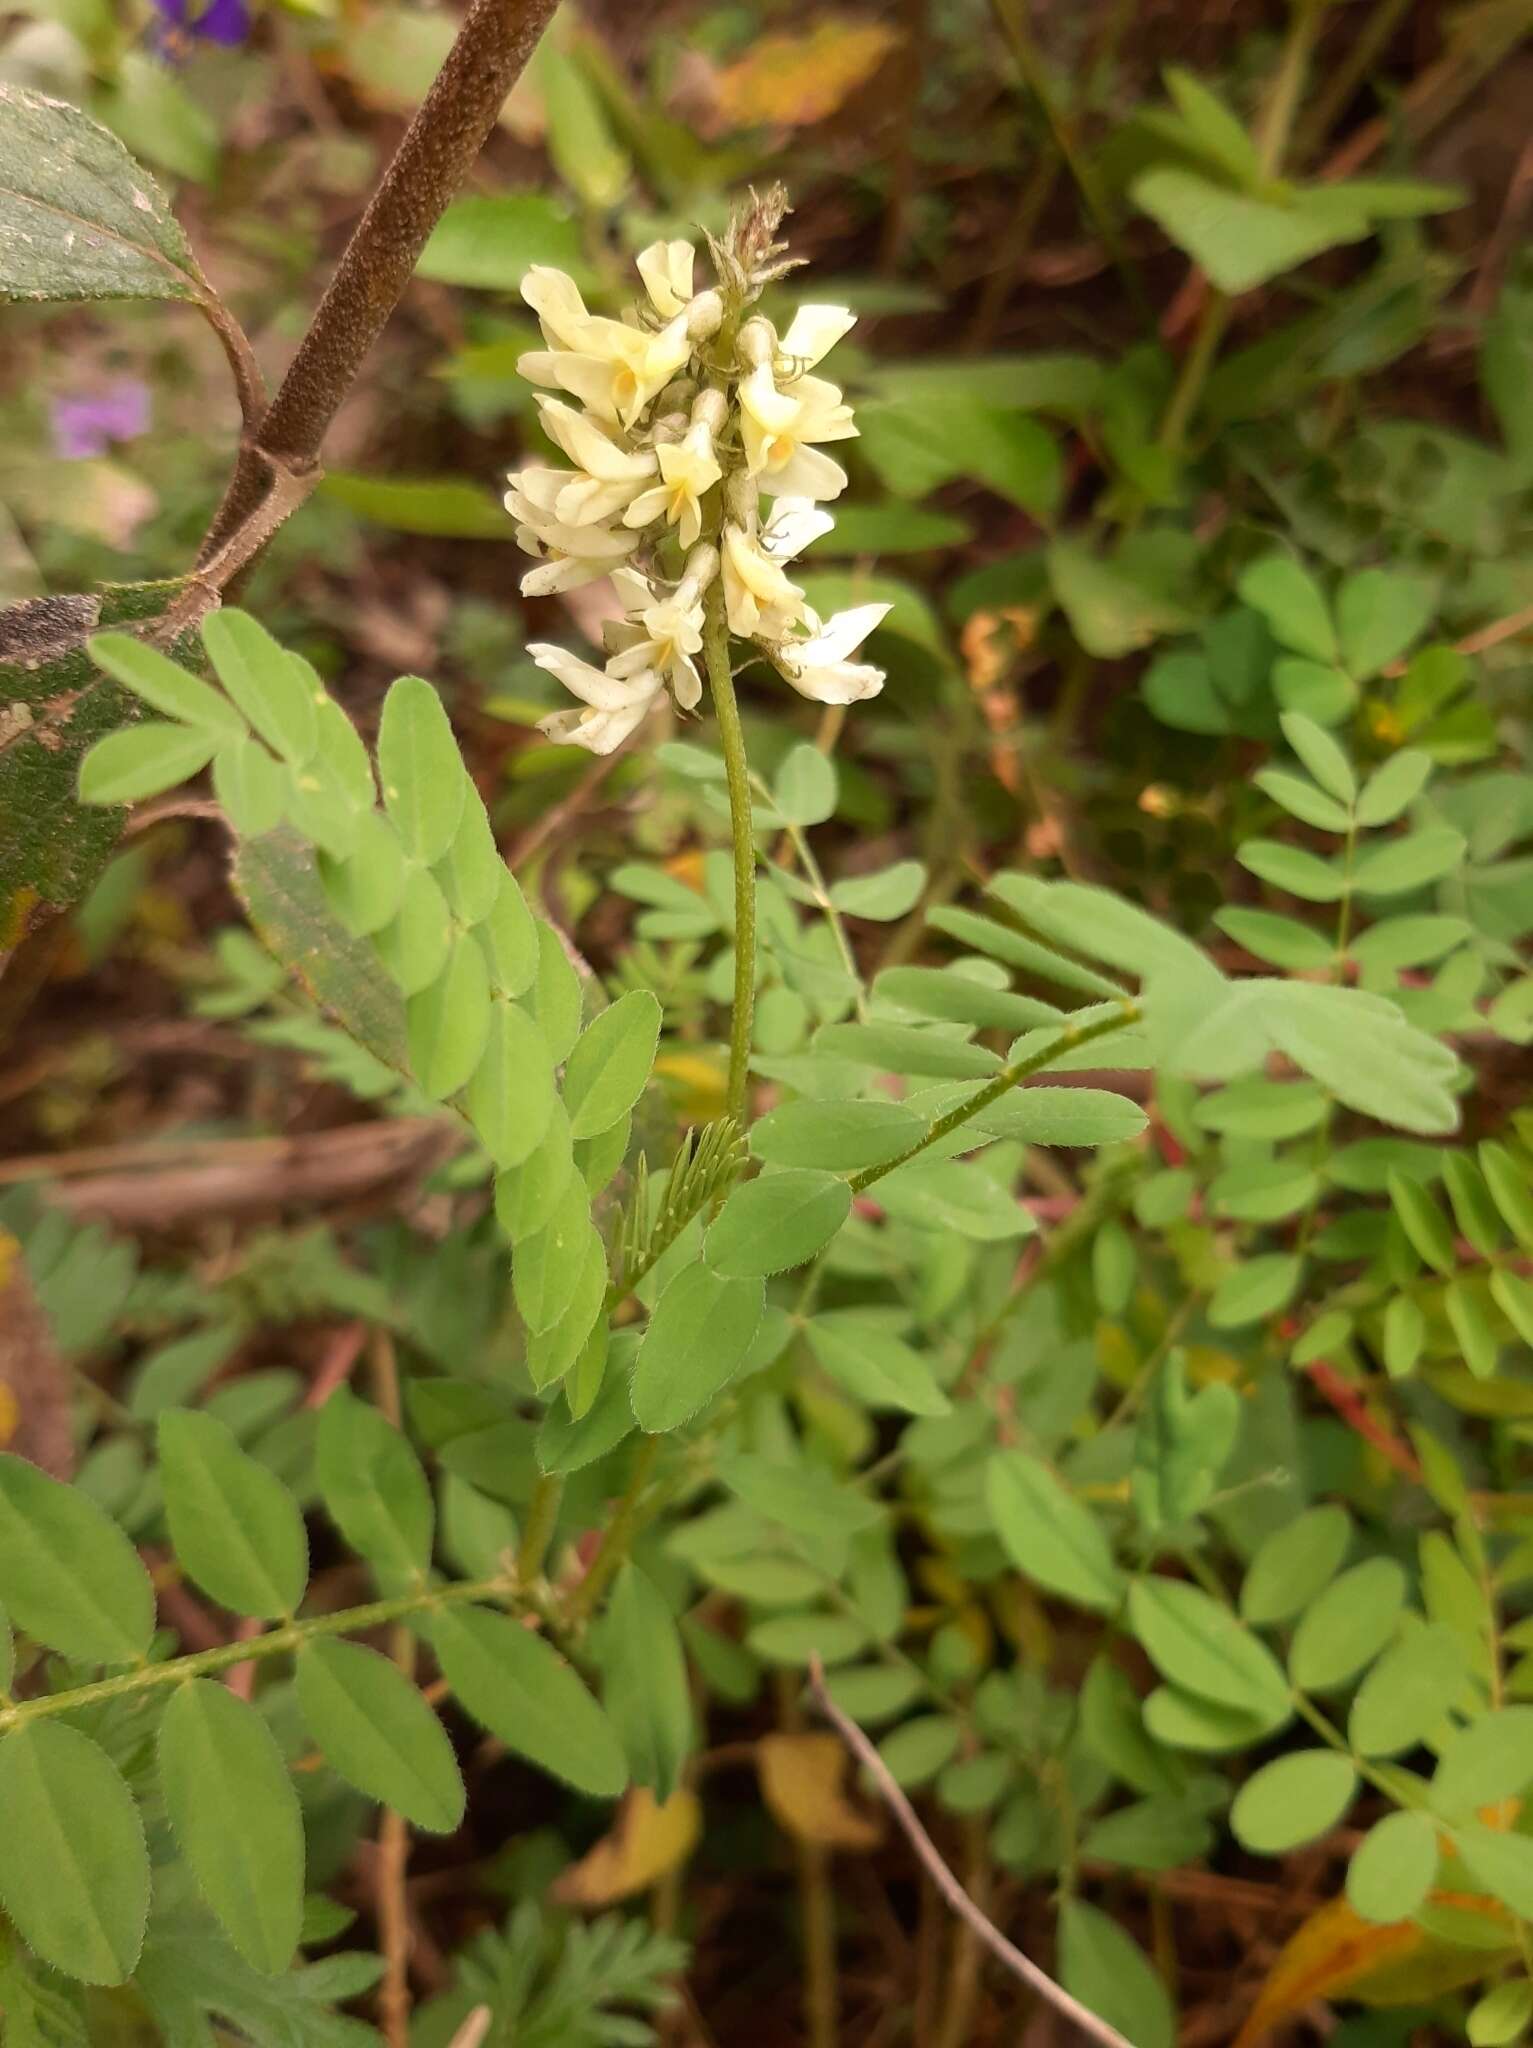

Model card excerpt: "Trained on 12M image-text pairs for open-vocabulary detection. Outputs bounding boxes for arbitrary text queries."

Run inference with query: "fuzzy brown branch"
[196,0,563,571]
[806,1656,1136,2048]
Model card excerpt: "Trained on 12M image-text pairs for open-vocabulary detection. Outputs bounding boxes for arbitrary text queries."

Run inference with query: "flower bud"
[736,317,776,369]
[686,289,724,341]
[690,387,728,435]
[679,543,719,600]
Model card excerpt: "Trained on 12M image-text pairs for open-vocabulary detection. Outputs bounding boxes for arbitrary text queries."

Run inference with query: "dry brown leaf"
[554,1788,701,1907]
[757,1731,882,1851]
[0,1229,74,1478]
[712,21,899,130]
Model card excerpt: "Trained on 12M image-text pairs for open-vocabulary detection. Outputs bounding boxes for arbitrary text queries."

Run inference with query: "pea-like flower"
[509,199,886,752]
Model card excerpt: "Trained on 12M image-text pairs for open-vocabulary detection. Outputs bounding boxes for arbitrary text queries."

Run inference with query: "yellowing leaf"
[712,21,899,129]
[757,1732,882,1851]
[553,1788,700,1906]
[1234,1893,1514,2047]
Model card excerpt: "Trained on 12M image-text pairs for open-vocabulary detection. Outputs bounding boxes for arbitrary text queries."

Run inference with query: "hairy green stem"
[517,1473,564,1585]
[849,1003,1142,1194]
[567,1434,663,1627]
[0,1574,516,1733]
[705,577,757,1123]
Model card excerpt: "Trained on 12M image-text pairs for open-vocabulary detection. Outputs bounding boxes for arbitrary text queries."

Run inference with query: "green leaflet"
[0,1452,155,1664]
[296,1638,465,1834]
[0,1722,150,1985]
[428,1605,627,1798]
[158,1409,309,1619]
[159,1681,305,1975]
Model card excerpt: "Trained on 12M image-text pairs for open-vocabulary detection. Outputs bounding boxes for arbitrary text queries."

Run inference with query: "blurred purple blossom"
[51,381,152,461]
[150,0,251,52]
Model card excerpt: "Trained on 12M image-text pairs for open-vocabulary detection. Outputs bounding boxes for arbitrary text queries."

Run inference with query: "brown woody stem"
[197,0,562,567]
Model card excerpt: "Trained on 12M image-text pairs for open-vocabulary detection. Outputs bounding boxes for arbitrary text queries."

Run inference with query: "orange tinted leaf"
[712,22,900,129]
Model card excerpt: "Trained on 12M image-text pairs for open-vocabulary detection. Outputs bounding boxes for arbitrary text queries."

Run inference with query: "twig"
[806,1657,1135,2048]
[197,0,562,568]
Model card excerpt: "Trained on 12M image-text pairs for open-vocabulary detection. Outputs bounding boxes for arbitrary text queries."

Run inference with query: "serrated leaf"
[705,1169,851,1276]
[77,721,217,805]
[159,1680,305,1974]
[0,1722,149,1985]
[0,84,204,305]
[296,1638,464,1833]
[806,1312,949,1416]
[429,1604,627,1797]
[159,1408,309,1618]
[987,1449,1123,1611]
[378,674,465,864]
[0,1451,155,1664]
[201,612,318,765]
[563,990,660,1139]
[315,1387,433,1585]
[630,1264,764,1432]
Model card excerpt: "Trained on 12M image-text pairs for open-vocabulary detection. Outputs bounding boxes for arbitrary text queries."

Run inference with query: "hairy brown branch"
[806,1656,1136,2048]
[197,0,562,570]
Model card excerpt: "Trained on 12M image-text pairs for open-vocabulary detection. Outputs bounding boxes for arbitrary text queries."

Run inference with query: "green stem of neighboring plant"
[0,1573,518,1733]
[517,1472,564,1585]
[706,576,757,1124]
[566,1434,663,1627]
[1156,290,1231,456]
[849,1003,1142,1193]
[751,768,865,1018]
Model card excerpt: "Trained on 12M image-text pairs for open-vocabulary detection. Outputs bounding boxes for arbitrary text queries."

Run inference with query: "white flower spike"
[508,192,886,754]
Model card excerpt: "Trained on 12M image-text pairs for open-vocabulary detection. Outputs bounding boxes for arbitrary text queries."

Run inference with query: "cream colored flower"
[722,520,809,640]
[505,469,639,593]
[777,304,858,372]
[777,604,891,704]
[636,239,695,318]
[532,399,656,524]
[609,590,705,710]
[529,643,661,754]
[738,364,855,498]
[520,312,694,430]
[622,421,722,548]
[759,495,835,563]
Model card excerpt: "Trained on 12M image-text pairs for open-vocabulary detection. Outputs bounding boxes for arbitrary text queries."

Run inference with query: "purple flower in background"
[150,0,251,54]
[51,380,152,461]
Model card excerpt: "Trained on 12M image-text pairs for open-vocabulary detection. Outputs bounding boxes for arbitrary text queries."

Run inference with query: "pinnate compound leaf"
[77,722,217,805]
[428,1604,627,1797]
[750,1098,923,1171]
[705,1169,851,1276]
[1133,168,1369,294]
[464,999,556,1167]
[1287,1558,1405,1691]
[377,674,465,864]
[0,1450,155,1663]
[159,1680,305,1974]
[1240,1505,1351,1625]
[296,1638,464,1834]
[806,1312,949,1416]
[159,1408,309,1618]
[315,1386,434,1584]
[0,84,203,304]
[986,1449,1123,1611]
[0,1721,149,1985]
[630,1264,764,1433]
[563,990,661,1138]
